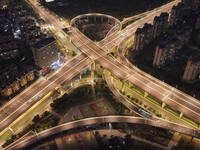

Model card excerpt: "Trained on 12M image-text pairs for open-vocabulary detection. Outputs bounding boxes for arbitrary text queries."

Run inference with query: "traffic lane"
[0,55,90,132]
[7,117,199,150]
[146,118,196,136]
[70,28,200,123]
[169,93,200,114]
[106,77,140,113]
[163,97,200,122]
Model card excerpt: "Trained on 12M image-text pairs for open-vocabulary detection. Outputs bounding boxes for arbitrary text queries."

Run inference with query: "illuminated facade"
[32,37,60,68]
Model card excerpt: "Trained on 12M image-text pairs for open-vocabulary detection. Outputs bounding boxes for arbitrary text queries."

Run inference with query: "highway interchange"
[68,13,200,123]
[1,0,200,148]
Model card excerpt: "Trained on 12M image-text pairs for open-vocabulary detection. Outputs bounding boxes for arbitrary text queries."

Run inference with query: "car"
[120,33,125,37]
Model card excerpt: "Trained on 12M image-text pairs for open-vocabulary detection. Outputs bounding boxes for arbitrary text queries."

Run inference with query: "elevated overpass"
[5,116,200,150]
[67,0,200,123]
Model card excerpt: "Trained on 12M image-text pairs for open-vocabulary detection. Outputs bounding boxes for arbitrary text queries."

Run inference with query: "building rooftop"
[33,37,55,49]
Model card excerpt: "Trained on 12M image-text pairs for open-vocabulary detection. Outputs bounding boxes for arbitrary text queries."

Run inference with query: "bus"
[138,109,152,119]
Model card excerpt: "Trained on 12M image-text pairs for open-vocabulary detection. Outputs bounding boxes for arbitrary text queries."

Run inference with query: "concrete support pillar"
[94,61,96,70]
[162,102,166,108]
[71,82,73,87]
[101,16,103,22]
[122,82,124,92]
[130,110,133,113]
[144,91,148,98]
[60,88,65,96]
[102,69,106,80]
[94,16,96,22]
[190,136,194,142]
[80,72,82,80]
[128,81,132,88]
[87,16,89,22]
[179,113,183,118]
[111,76,113,83]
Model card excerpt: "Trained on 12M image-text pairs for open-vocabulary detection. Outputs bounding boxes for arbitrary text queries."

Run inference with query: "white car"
[120,33,125,37]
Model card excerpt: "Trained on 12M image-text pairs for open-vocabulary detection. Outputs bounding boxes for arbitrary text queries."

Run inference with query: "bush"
[32,115,40,123]
[156,113,162,117]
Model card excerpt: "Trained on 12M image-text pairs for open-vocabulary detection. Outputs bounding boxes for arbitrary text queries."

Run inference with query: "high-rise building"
[0,68,35,97]
[183,52,200,82]
[169,3,189,26]
[32,37,60,68]
[153,36,177,68]
[133,28,143,51]
[182,0,200,10]
[133,23,153,51]
[142,23,153,46]
[152,12,169,38]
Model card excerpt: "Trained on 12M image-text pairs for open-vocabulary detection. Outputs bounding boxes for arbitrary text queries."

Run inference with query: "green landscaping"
[113,75,120,81]
[95,83,129,115]
[146,96,162,107]
[164,107,180,117]
[181,116,199,128]
[50,85,93,114]
[2,111,60,148]
[130,87,144,96]
[82,70,91,78]
[131,124,173,146]
[94,70,102,78]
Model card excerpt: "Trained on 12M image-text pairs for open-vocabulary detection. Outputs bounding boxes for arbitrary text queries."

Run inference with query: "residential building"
[153,36,177,68]
[169,3,189,26]
[0,69,35,97]
[182,0,200,10]
[32,37,60,68]
[133,23,153,51]
[152,12,169,38]
[133,28,143,51]
[0,7,19,62]
[183,52,200,82]
[0,85,13,97]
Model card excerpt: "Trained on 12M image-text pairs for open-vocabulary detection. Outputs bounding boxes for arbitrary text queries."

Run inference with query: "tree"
[32,115,40,123]
[124,134,133,149]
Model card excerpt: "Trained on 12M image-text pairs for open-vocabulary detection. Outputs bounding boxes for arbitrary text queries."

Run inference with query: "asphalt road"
[5,116,200,150]
[0,53,92,133]
[0,0,198,142]
[67,0,200,123]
